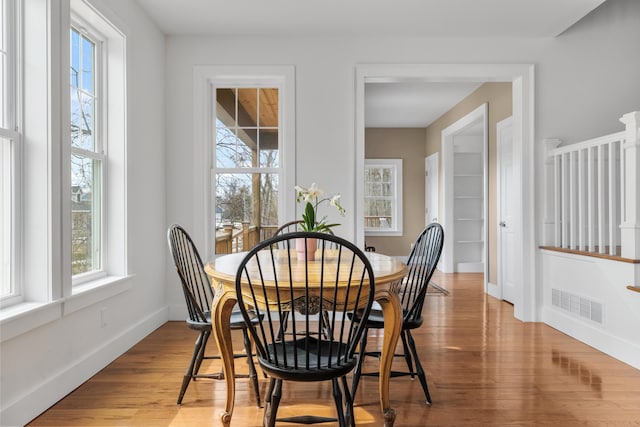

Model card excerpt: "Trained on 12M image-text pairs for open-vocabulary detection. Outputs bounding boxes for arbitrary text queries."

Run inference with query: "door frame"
[354,63,536,322]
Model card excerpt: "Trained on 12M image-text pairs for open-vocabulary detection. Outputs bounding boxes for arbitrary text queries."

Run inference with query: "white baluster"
[578,148,586,250]
[608,141,618,255]
[587,146,596,252]
[554,154,562,247]
[570,151,577,249]
[597,144,606,253]
[562,152,570,248]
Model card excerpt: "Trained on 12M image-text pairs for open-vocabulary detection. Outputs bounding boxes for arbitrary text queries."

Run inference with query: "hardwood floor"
[27,272,640,426]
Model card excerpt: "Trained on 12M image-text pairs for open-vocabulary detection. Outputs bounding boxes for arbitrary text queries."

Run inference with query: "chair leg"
[341,376,356,427]
[406,330,432,404]
[193,330,210,377]
[350,327,368,398]
[331,378,346,427]
[242,327,261,407]
[264,379,282,427]
[177,330,206,404]
[262,378,275,427]
[277,311,291,341]
[400,330,415,379]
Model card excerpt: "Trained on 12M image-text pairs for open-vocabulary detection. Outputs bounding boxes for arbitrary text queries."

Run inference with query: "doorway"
[441,104,487,275]
[355,63,535,321]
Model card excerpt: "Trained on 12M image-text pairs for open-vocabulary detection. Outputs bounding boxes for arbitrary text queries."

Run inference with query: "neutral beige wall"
[425,82,512,283]
[365,128,426,256]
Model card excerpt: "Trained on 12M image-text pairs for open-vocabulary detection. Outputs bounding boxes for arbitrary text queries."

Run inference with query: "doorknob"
[499,221,506,227]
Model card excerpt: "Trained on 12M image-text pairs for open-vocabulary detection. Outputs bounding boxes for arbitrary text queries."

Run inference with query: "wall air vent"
[551,289,603,325]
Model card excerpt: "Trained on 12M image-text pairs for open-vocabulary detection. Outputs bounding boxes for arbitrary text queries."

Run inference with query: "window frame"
[194,66,296,260]
[364,158,403,237]
[0,0,22,307]
[69,20,106,284]
[64,0,129,298]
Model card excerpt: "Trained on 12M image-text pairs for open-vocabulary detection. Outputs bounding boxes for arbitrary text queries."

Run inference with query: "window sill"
[0,275,133,343]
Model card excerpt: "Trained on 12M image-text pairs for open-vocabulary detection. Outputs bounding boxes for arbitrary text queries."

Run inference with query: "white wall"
[0,1,167,425]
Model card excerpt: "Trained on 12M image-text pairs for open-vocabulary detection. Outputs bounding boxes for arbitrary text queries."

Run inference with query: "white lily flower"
[294,183,346,231]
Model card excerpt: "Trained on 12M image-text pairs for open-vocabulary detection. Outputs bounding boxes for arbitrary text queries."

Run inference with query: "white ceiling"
[365,82,484,128]
[135,0,606,128]
[136,0,605,38]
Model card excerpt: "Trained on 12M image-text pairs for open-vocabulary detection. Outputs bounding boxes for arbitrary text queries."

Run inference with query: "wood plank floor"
[27,272,640,426]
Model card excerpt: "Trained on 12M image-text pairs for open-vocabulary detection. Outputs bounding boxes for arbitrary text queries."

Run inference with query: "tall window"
[214,87,281,253]
[364,159,403,236]
[1,0,19,302]
[70,25,103,278]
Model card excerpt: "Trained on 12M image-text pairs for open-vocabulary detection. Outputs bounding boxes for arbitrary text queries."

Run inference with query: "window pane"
[70,88,95,151]
[71,155,101,275]
[259,129,278,167]
[1,136,11,297]
[215,173,279,253]
[216,88,237,128]
[216,120,255,168]
[237,88,257,127]
[259,88,278,127]
[81,36,94,94]
[80,92,95,150]
[70,29,80,88]
[71,28,96,153]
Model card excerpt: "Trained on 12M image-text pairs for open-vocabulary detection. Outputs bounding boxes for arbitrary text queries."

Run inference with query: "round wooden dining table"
[205,249,407,427]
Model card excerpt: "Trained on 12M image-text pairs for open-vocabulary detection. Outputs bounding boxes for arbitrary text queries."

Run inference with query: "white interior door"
[425,153,439,225]
[497,116,517,304]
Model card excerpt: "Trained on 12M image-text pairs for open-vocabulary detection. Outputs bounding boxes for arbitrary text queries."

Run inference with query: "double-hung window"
[199,66,295,258]
[67,0,127,291]
[70,24,103,279]
[1,0,20,305]
[364,159,403,236]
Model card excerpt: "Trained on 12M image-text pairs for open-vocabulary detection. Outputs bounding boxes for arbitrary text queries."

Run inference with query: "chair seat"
[260,337,357,382]
[186,308,257,331]
[350,308,424,330]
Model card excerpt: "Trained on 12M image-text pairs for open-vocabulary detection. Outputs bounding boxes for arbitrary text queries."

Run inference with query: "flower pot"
[295,237,317,261]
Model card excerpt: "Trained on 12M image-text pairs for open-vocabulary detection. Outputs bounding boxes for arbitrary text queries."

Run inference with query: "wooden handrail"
[627,286,640,293]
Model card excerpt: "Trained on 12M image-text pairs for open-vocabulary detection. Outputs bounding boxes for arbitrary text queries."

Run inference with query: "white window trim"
[364,158,403,237]
[64,0,128,296]
[0,0,22,308]
[193,66,296,259]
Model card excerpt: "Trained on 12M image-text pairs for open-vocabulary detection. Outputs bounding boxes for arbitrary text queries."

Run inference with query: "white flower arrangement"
[294,183,346,232]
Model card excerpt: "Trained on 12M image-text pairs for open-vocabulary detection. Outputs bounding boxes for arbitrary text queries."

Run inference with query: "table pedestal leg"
[375,289,402,427]
[213,291,238,427]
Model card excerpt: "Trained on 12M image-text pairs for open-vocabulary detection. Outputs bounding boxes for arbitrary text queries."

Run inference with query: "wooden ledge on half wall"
[539,245,640,264]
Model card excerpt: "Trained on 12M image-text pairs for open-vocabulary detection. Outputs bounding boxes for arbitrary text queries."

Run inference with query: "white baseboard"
[543,306,640,370]
[486,281,500,299]
[2,307,169,427]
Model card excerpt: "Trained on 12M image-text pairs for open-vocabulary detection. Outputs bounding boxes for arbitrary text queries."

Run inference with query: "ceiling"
[135,0,606,128]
